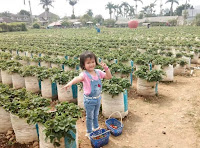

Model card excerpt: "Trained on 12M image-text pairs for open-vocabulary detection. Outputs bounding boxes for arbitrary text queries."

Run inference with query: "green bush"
[61,21,72,28]
[194,14,200,26]
[0,22,27,32]
[168,19,178,26]
[33,23,40,29]
[150,22,166,26]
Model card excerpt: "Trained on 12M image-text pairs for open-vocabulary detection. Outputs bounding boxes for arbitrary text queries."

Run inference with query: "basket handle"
[108,111,123,127]
[91,130,110,138]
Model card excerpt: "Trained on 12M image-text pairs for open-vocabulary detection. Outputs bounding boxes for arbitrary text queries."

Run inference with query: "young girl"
[63,51,112,138]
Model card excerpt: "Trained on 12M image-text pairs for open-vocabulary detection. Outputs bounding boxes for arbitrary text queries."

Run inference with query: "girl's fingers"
[61,86,68,90]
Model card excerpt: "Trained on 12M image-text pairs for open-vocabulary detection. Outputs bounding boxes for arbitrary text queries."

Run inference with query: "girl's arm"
[99,62,112,79]
[63,75,83,90]
[104,68,112,79]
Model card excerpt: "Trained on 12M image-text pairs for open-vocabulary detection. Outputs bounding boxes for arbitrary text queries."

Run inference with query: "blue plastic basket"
[105,111,123,136]
[89,129,110,148]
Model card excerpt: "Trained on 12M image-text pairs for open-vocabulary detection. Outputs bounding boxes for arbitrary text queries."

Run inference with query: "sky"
[0,0,199,19]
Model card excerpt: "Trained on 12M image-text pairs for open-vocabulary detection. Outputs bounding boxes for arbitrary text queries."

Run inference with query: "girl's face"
[84,57,96,71]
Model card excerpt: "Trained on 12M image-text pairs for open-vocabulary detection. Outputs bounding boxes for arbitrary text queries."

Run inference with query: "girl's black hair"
[80,51,98,70]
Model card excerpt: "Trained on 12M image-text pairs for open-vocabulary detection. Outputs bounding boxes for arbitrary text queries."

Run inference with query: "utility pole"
[29,0,33,25]
[160,0,163,16]
[24,0,33,25]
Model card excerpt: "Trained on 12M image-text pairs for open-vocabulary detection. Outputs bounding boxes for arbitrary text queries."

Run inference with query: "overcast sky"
[0,0,199,19]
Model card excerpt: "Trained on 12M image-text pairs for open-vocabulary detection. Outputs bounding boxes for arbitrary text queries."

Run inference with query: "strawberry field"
[0,27,200,148]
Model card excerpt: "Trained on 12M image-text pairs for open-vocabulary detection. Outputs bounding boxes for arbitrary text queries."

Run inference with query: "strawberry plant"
[135,65,164,82]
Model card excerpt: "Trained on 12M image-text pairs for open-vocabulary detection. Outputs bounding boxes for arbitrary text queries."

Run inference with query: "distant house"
[48,20,63,28]
[37,11,60,25]
[115,16,184,26]
[0,17,13,23]
[143,16,184,25]
[10,14,30,22]
[0,13,30,24]
[115,17,129,27]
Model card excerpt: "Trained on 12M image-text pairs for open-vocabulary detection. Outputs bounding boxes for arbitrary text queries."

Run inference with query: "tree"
[141,6,149,17]
[113,4,122,20]
[0,11,11,17]
[19,10,30,16]
[138,12,144,19]
[148,0,157,16]
[105,2,114,19]
[119,2,130,18]
[61,20,73,27]
[134,0,143,16]
[80,14,92,25]
[39,0,54,22]
[165,0,179,16]
[128,6,135,19]
[66,0,79,19]
[94,15,104,24]
[174,4,193,16]
[86,9,93,17]
[163,8,170,16]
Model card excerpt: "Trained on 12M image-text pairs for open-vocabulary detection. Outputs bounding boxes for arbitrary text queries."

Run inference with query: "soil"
[77,64,200,148]
[0,133,33,148]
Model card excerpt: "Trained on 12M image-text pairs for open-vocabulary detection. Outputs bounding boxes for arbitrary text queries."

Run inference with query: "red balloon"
[128,20,138,29]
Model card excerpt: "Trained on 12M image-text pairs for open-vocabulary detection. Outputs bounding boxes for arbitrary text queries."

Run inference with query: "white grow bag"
[10,113,38,144]
[102,90,128,118]
[41,79,57,99]
[57,83,77,103]
[25,76,40,93]
[0,107,12,133]
[174,64,186,76]
[137,78,156,96]
[161,64,174,82]
[1,70,12,85]
[12,73,25,89]
[38,123,78,148]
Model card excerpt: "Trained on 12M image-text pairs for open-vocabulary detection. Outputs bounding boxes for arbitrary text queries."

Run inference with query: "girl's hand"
[62,82,72,90]
[99,62,108,69]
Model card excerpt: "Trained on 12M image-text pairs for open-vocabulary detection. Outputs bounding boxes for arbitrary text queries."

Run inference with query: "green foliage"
[178,59,187,67]
[21,65,38,77]
[94,15,104,24]
[102,77,130,97]
[33,23,40,29]
[51,70,79,85]
[168,19,177,26]
[0,83,82,147]
[174,4,193,16]
[62,58,79,68]
[19,10,30,16]
[0,60,21,71]
[0,22,27,32]
[80,14,92,25]
[194,14,200,26]
[135,65,164,82]
[176,53,183,58]
[61,21,72,27]
[36,67,61,81]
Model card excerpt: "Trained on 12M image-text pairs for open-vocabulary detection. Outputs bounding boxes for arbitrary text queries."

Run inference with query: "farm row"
[0,27,200,147]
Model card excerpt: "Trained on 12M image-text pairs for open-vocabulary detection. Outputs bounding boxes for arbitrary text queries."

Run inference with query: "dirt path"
[78,68,200,148]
